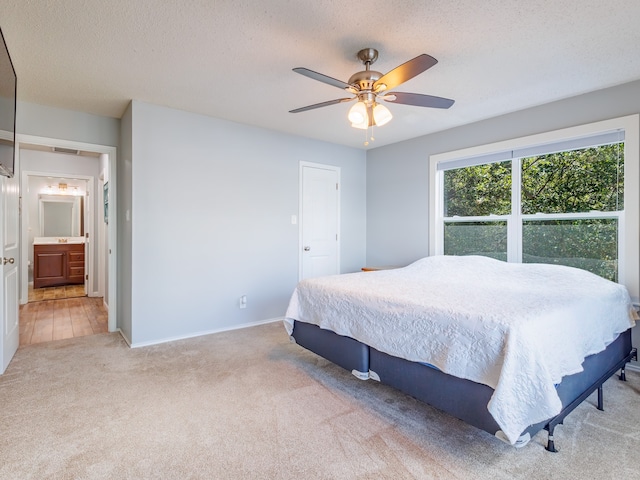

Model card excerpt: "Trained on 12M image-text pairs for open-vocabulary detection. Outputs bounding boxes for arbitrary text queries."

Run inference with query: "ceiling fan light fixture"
[348,101,367,125]
[373,103,392,126]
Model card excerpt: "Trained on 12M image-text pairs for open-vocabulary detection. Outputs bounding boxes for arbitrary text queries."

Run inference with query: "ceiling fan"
[289,48,454,130]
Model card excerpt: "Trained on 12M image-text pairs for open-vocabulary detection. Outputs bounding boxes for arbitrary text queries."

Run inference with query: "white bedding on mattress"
[284,255,636,445]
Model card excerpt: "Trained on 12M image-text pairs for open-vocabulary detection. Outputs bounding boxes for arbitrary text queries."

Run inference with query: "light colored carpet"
[0,322,638,479]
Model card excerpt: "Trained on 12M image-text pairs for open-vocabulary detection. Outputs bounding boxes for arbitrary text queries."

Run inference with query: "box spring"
[291,320,635,448]
[369,328,632,441]
[291,320,369,378]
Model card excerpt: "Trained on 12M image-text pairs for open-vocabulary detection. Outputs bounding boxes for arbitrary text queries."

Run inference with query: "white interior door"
[1,173,20,373]
[300,162,340,280]
[83,188,89,295]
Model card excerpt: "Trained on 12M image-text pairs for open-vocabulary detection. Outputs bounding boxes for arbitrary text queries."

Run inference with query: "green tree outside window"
[443,143,623,281]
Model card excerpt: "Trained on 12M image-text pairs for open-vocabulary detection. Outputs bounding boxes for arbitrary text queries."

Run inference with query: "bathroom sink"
[33,236,85,245]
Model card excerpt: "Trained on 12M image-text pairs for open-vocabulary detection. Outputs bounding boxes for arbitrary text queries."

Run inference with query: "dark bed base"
[291,321,636,451]
[290,319,369,379]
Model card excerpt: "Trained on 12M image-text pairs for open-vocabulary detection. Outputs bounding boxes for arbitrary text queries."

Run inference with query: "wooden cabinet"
[33,243,85,288]
[67,248,85,284]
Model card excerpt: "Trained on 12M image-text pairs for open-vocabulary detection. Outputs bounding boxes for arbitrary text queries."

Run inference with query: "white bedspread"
[284,255,636,445]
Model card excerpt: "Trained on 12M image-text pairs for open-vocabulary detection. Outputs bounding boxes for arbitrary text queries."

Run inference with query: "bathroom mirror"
[39,194,84,237]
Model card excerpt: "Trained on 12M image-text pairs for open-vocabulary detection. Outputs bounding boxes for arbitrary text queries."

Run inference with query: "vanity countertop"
[33,236,85,245]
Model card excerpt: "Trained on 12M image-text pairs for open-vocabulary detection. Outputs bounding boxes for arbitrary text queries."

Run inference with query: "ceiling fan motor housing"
[348,70,382,105]
[348,70,382,89]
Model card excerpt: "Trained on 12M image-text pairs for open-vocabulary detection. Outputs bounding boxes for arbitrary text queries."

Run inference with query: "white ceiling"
[1,0,640,149]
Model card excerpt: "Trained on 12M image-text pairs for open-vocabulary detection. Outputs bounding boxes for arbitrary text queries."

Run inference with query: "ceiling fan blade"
[289,97,354,113]
[374,54,438,92]
[293,67,352,90]
[384,92,454,109]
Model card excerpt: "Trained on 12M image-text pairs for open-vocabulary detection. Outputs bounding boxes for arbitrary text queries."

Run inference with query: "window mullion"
[508,157,522,263]
[434,169,444,255]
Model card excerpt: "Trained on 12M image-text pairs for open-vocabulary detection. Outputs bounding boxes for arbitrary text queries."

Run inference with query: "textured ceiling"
[1,0,640,149]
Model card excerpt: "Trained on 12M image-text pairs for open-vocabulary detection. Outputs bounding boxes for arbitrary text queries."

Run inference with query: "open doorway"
[25,173,90,301]
[16,136,117,345]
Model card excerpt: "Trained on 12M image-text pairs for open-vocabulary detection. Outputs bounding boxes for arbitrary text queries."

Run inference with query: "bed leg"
[620,348,638,380]
[546,431,557,453]
[597,385,604,411]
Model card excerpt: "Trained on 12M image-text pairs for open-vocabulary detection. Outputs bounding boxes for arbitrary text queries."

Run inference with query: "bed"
[284,255,637,451]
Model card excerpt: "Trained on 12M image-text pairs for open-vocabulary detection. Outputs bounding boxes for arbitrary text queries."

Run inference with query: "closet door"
[300,162,340,280]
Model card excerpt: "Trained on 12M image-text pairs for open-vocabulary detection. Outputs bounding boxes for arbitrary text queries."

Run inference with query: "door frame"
[16,134,117,333]
[298,161,341,280]
[21,171,93,298]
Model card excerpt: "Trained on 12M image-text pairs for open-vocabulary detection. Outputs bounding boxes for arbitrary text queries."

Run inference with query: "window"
[430,116,639,299]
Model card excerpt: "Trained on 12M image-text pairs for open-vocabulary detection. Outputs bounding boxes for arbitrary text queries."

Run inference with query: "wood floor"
[28,284,86,302]
[19,296,108,346]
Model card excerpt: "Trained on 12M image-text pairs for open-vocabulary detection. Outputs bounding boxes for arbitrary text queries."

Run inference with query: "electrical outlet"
[239,295,247,309]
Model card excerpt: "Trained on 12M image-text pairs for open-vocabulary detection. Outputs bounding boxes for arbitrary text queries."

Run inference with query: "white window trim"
[429,114,640,301]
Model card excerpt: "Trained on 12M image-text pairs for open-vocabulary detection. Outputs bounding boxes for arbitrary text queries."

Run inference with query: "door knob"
[3,257,14,265]
[303,246,311,251]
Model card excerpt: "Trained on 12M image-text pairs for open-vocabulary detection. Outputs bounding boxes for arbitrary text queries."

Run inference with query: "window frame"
[429,115,639,300]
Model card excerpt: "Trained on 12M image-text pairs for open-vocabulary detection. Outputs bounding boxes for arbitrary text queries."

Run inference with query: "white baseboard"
[117,329,132,347]
[128,317,284,348]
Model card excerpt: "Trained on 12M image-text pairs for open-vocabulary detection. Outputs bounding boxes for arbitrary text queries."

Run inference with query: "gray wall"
[118,102,133,342]
[17,101,120,147]
[366,78,640,358]
[127,101,366,346]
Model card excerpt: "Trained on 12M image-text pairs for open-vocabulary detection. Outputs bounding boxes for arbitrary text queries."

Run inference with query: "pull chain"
[364,124,376,146]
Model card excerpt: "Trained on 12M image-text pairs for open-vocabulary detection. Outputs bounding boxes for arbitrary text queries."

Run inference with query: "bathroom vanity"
[33,238,85,288]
